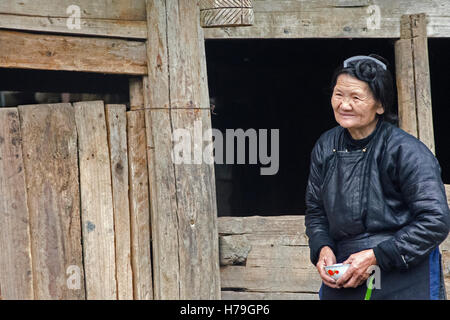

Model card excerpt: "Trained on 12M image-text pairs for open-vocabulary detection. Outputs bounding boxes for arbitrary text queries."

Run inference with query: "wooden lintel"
[0,0,147,39]
[203,0,450,39]
[396,13,435,154]
[200,0,254,27]
[0,30,147,75]
[145,0,220,300]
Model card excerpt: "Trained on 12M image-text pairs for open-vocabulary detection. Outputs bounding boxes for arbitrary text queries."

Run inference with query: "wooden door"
[0,100,153,300]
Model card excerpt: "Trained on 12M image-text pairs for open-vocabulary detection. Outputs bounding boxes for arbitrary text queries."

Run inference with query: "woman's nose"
[340,99,353,110]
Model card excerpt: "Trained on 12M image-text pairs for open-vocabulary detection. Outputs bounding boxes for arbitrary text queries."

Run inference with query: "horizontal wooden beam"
[0,0,146,20]
[218,216,320,294]
[0,0,147,39]
[0,15,147,39]
[0,30,147,75]
[203,0,450,39]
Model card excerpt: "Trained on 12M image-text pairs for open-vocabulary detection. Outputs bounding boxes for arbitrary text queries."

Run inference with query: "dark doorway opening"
[206,39,397,217]
[429,39,450,184]
[0,68,130,108]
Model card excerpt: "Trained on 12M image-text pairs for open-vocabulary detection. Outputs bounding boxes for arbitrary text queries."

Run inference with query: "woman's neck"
[347,118,379,140]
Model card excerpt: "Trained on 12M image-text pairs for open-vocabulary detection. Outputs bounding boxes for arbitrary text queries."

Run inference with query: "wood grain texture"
[105,105,133,300]
[145,0,180,300]
[203,0,450,39]
[221,291,319,300]
[19,103,85,300]
[410,14,435,154]
[218,216,320,294]
[0,30,147,75]
[74,101,117,300]
[127,109,153,300]
[0,14,147,39]
[201,8,254,27]
[145,0,220,299]
[129,78,145,111]
[445,185,450,209]
[200,0,253,8]
[0,0,146,38]
[166,0,221,299]
[0,0,146,20]
[0,108,34,300]
[395,38,418,138]
[396,14,435,153]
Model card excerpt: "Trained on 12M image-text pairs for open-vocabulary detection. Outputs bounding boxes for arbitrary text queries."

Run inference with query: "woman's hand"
[336,249,377,288]
[316,246,340,289]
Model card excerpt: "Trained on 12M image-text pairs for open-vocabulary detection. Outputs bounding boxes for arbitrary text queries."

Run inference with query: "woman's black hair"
[330,54,398,124]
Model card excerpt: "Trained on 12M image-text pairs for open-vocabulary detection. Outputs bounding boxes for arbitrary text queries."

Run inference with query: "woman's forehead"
[334,74,370,93]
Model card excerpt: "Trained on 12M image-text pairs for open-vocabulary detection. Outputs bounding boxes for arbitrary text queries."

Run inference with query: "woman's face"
[331,74,384,134]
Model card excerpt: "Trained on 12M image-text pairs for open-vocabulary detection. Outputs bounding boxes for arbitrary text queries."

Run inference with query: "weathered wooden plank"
[129,78,145,111]
[201,8,254,27]
[395,39,418,138]
[410,14,435,154]
[245,245,314,269]
[0,30,147,75]
[0,108,34,300]
[221,291,319,300]
[200,0,253,8]
[0,15,147,39]
[145,0,220,299]
[218,215,321,294]
[105,105,133,300]
[220,265,320,293]
[170,108,221,299]
[441,228,450,299]
[203,0,450,39]
[443,251,450,300]
[19,103,85,300]
[74,100,117,300]
[165,0,221,299]
[127,109,153,300]
[0,0,146,20]
[445,185,450,209]
[218,215,308,246]
[145,0,180,300]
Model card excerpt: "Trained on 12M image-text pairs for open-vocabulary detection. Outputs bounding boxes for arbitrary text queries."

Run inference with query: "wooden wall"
[0,101,152,300]
[218,215,450,300]
[3,0,450,41]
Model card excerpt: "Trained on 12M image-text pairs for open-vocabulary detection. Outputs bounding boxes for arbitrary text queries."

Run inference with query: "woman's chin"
[336,119,357,129]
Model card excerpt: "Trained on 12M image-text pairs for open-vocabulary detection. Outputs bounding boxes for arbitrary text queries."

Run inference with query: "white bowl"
[324,263,350,280]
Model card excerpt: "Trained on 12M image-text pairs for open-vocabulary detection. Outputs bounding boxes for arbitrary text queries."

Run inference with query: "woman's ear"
[376,102,385,115]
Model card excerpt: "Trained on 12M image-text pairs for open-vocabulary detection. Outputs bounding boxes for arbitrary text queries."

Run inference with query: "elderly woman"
[305,54,450,300]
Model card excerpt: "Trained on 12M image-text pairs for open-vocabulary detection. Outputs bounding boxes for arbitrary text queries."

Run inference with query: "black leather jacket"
[305,120,450,271]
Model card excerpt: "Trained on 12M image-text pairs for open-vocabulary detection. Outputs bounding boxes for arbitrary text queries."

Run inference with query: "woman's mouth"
[339,113,356,118]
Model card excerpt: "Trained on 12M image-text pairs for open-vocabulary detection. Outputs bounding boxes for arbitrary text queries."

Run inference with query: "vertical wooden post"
[395,13,435,154]
[75,101,117,300]
[19,104,85,300]
[127,77,154,300]
[0,108,34,300]
[105,104,133,300]
[145,0,221,299]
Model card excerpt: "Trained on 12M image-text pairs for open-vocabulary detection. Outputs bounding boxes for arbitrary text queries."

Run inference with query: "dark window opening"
[429,39,450,184]
[206,39,397,217]
[0,68,130,108]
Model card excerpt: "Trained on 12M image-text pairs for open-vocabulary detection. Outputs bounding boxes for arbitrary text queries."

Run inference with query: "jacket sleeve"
[305,140,336,266]
[374,136,450,271]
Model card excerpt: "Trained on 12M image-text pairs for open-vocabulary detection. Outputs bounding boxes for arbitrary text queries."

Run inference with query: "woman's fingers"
[317,258,339,288]
[341,269,370,288]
